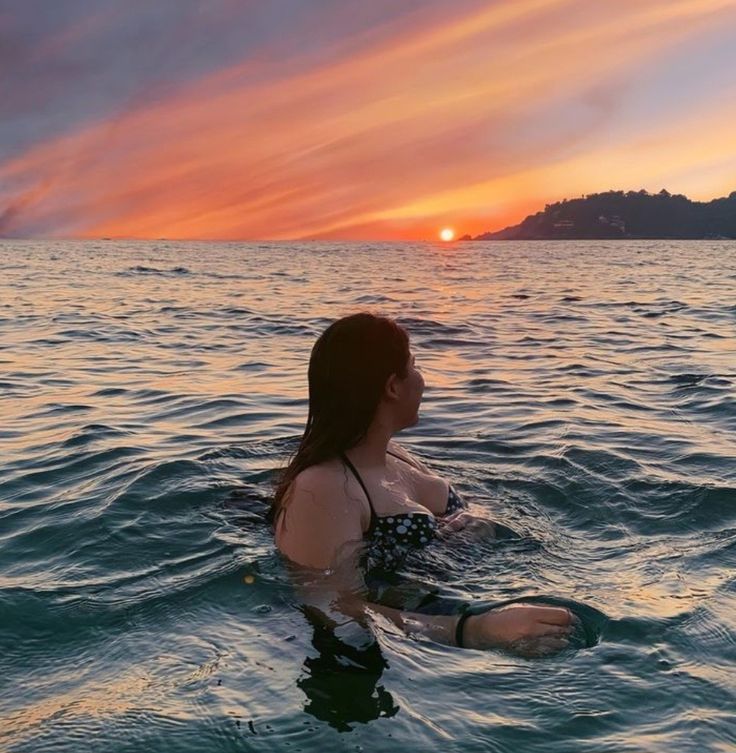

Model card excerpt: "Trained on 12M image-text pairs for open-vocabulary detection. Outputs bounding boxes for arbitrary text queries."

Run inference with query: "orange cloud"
[2,0,736,240]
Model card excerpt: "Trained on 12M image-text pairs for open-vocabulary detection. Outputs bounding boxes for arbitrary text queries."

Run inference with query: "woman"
[270,312,574,655]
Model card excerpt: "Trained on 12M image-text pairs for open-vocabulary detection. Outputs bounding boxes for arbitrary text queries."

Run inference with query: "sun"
[439,227,455,242]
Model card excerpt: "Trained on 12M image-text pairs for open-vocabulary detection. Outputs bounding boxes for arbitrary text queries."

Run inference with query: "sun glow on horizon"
[439,227,455,242]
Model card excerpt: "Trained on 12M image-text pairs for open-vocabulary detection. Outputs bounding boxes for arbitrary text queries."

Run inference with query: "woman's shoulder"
[276,459,368,569]
[288,459,368,517]
[291,457,347,491]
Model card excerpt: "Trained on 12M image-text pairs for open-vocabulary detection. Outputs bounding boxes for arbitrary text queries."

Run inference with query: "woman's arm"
[299,581,460,646]
[292,561,572,655]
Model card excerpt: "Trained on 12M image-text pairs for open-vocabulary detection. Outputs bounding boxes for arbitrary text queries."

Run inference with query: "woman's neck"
[344,418,394,469]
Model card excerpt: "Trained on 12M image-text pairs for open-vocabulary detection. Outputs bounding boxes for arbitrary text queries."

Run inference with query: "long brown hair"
[268,312,409,527]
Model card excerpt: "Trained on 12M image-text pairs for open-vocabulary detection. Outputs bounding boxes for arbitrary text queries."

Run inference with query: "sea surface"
[1,239,735,752]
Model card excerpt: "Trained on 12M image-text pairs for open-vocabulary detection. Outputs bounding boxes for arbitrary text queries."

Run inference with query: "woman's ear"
[384,372,401,401]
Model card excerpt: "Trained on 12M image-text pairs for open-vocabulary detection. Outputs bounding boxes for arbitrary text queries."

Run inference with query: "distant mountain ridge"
[465,189,736,240]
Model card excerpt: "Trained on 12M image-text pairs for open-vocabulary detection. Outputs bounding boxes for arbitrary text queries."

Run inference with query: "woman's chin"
[396,410,420,431]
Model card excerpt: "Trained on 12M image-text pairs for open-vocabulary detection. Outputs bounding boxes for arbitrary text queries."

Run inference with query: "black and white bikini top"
[339,449,467,571]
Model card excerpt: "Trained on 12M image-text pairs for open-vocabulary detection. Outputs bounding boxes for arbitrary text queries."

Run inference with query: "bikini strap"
[339,452,377,534]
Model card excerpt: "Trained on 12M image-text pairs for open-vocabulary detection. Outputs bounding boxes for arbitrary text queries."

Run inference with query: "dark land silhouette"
[463,189,736,240]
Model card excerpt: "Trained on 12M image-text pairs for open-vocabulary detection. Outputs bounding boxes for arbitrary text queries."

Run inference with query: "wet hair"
[268,312,410,527]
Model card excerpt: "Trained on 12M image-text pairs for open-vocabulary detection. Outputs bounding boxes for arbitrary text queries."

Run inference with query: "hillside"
[467,190,736,240]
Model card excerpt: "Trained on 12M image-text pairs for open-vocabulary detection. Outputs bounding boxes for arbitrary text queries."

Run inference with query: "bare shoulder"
[292,460,342,489]
[275,460,366,570]
[283,460,352,514]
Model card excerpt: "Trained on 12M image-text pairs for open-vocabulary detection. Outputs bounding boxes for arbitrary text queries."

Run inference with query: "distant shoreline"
[463,189,736,241]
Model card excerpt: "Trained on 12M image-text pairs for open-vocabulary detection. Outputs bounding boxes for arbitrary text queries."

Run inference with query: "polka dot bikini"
[340,450,467,571]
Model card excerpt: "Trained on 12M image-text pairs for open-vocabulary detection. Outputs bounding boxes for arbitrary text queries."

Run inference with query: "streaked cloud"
[1,0,735,239]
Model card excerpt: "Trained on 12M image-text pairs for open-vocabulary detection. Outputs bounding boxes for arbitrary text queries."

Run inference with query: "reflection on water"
[1,240,735,752]
[297,606,399,731]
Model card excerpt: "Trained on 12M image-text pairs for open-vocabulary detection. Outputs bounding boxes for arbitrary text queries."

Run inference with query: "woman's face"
[400,350,425,427]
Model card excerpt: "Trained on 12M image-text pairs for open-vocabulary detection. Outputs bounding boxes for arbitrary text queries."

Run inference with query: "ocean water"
[1,239,735,752]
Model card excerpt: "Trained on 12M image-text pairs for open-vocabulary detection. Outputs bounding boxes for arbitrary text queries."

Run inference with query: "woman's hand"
[461,603,575,656]
[438,510,497,539]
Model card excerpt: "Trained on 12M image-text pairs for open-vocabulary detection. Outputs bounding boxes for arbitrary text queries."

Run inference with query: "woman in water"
[270,312,575,655]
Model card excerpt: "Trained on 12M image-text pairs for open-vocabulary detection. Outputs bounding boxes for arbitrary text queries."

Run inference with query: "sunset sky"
[2,0,736,241]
